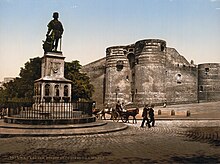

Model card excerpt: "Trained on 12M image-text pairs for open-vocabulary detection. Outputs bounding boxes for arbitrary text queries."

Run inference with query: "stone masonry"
[81,39,220,108]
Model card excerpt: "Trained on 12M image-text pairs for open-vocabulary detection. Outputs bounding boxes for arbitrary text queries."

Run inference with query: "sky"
[0,0,220,81]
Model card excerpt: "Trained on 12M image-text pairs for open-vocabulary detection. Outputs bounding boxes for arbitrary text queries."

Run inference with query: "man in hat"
[140,104,151,128]
[46,12,64,52]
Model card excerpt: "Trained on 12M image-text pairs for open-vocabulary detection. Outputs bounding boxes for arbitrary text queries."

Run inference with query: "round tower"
[198,63,220,102]
[105,46,131,106]
[134,39,166,105]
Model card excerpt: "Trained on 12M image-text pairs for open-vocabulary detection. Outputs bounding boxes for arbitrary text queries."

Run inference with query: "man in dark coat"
[115,100,122,112]
[149,104,155,127]
[140,104,151,128]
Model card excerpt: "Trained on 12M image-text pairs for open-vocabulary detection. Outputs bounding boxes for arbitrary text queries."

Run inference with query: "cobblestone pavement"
[0,120,220,163]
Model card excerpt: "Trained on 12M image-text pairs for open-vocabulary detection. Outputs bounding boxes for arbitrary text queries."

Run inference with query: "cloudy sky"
[0,0,220,81]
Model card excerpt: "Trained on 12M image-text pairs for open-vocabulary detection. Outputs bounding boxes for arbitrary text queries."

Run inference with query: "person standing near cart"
[140,104,151,128]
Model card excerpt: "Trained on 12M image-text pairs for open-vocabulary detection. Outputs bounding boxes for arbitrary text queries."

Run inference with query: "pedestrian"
[149,104,155,127]
[140,104,151,128]
[116,100,122,112]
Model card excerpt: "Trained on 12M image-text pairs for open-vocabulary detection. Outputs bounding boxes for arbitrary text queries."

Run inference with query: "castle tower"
[198,63,220,102]
[34,52,72,103]
[105,46,131,105]
[134,39,166,104]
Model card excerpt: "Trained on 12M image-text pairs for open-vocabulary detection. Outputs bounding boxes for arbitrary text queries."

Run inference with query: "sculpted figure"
[43,12,64,53]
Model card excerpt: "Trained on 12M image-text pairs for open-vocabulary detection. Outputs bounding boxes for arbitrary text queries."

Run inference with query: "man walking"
[149,104,155,127]
[140,104,151,128]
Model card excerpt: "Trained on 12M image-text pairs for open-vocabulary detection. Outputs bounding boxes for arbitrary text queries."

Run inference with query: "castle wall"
[81,39,219,107]
[105,46,131,106]
[134,39,166,104]
[198,63,220,102]
[81,58,106,109]
[165,48,198,104]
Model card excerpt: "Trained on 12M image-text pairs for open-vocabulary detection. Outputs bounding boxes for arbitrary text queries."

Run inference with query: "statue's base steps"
[0,120,128,137]
[3,116,96,125]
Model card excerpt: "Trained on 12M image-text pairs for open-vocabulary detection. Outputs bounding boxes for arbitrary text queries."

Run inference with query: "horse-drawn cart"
[112,108,139,123]
[93,103,139,123]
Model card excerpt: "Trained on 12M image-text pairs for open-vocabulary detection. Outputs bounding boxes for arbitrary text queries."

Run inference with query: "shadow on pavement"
[170,154,220,163]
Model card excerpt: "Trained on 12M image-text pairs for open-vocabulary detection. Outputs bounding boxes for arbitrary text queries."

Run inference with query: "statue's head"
[53,12,59,19]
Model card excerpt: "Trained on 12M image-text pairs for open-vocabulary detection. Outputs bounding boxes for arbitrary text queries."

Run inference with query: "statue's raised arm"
[43,12,64,53]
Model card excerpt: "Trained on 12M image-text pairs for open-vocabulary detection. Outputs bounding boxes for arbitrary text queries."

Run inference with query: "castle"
[82,39,220,108]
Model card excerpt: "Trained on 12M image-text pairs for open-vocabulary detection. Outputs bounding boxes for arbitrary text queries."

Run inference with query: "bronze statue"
[43,12,64,53]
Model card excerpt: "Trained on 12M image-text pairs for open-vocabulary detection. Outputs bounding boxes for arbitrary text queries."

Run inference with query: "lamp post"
[115,86,120,102]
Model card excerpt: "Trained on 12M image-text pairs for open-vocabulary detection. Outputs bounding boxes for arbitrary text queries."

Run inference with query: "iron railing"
[0,101,93,119]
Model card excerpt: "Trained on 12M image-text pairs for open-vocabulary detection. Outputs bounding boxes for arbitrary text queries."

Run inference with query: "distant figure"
[44,12,64,52]
[149,104,155,127]
[116,100,122,112]
[163,101,167,108]
[140,104,151,128]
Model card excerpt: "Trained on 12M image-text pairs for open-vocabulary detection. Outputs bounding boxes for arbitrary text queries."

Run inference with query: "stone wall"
[165,48,198,104]
[81,58,106,109]
[198,63,220,102]
[81,39,220,108]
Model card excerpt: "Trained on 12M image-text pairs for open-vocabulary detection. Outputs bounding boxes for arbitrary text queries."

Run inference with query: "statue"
[43,12,64,53]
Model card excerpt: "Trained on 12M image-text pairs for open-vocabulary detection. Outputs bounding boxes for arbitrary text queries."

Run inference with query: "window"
[176,74,182,84]
[116,60,123,71]
[200,86,203,92]
[45,84,50,96]
[64,85,68,97]
[55,85,60,96]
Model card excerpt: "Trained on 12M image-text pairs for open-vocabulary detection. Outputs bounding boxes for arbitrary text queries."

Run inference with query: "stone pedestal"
[34,51,72,103]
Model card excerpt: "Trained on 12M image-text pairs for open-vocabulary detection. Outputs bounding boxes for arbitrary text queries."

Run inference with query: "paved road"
[0,120,220,163]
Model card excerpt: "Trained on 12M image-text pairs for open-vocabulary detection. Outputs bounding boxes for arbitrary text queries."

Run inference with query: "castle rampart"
[198,63,220,102]
[82,39,220,108]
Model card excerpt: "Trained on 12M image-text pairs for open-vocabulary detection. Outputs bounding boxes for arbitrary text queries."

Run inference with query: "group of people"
[141,104,155,128]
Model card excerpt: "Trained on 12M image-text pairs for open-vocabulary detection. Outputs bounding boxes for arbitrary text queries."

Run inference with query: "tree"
[1,57,42,102]
[0,58,94,102]
[64,60,94,101]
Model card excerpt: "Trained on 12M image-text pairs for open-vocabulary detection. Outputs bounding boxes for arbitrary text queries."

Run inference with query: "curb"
[0,122,128,138]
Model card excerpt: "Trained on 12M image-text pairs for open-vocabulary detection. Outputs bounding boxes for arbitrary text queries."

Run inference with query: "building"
[82,39,220,108]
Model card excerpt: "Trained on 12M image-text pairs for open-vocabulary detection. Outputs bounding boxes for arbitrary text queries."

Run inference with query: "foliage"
[0,57,94,102]
[64,60,94,101]
[0,57,41,102]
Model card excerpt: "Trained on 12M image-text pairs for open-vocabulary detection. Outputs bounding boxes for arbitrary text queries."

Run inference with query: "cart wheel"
[112,112,119,122]
[121,114,128,123]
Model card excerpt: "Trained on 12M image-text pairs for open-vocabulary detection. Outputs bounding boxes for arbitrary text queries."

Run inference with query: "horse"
[98,107,114,120]
[122,108,139,124]
[92,107,111,120]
